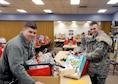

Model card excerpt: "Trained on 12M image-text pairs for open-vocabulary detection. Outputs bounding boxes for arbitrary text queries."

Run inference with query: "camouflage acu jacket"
[86,30,112,78]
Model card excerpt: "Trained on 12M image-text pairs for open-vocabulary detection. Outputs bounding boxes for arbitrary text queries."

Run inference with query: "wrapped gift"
[72,39,76,45]
[64,54,86,79]
[64,39,70,45]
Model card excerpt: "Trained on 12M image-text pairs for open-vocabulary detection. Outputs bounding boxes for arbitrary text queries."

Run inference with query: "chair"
[111,61,118,75]
[110,51,118,75]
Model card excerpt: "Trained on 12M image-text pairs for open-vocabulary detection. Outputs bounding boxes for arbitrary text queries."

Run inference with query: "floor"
[106,65,118,84]
[53,47,118,84]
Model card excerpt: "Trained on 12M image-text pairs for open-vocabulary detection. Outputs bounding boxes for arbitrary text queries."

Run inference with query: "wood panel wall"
[36,21,54,47]
[0,21,25,41]
[0,21,111,48]
[36,21,54,41]
[0,21,54,46]
[101,21,112,34]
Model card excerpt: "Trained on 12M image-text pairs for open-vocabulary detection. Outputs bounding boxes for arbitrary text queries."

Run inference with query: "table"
[54,39,64,47]
[54,51,92,84]
[63,44,77,50]
[54,39,65,42]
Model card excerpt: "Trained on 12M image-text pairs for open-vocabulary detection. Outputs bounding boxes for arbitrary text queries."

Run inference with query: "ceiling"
[0,0,118,14]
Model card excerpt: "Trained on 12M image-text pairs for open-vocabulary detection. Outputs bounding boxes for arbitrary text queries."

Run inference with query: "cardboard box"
[59,69,75,76]
[32,76,60,84]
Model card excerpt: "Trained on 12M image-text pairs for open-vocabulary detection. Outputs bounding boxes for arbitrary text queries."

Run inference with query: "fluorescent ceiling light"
[0,0,10,5]
[70,0,80,5]
[32,0,44,5]
[44,9,52,13]
[16,9,27,13]
[72,21,76,23]
[107,0,118,4]
[98,9,107,13]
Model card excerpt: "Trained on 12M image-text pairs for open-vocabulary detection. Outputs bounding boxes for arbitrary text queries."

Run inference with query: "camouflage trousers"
[0,79,10,84]
[0,79,20,84]
[90,75,106,84]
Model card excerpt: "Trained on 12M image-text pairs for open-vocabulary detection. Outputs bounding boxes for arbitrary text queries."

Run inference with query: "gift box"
[64,54,87,79]
[32,76,60,84]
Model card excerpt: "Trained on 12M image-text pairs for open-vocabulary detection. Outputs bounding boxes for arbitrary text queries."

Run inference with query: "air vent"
[112,5,118,7]
[79,6,87,8]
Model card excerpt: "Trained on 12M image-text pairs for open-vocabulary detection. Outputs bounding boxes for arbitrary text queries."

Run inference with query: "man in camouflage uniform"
[85,21,112,84]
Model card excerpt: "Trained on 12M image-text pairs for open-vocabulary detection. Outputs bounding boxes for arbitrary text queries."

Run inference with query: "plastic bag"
[40,52,55,64]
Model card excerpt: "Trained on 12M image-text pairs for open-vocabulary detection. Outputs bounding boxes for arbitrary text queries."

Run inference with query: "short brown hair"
[90,21,98,26]
[24,21,37,29]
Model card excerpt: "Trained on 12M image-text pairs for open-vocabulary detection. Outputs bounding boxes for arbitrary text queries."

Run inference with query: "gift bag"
[26,63,65,76]
[26,52,64,76]
[26,63,52,76]
[65,54,86,79]
[25,53,54,76]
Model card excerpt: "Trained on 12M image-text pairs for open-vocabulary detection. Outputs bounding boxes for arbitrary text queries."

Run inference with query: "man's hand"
[82,51,87,56]
[35,81,45,84]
